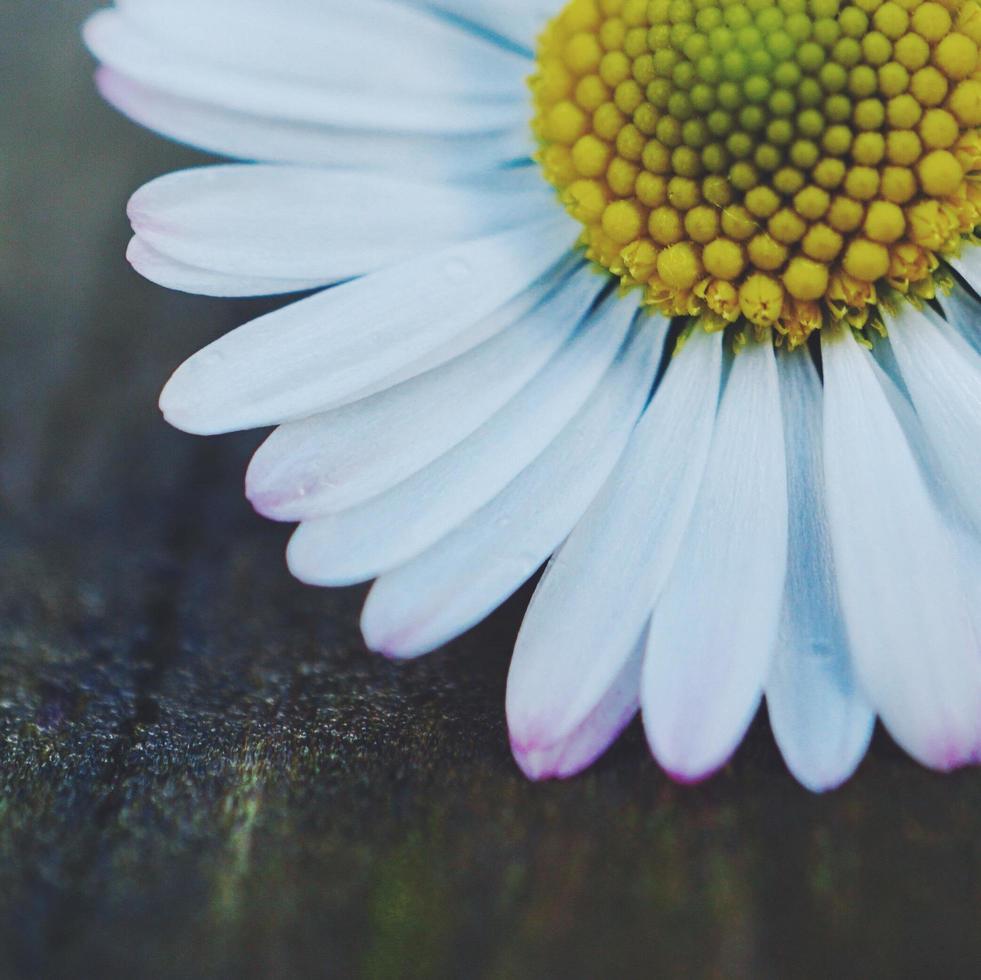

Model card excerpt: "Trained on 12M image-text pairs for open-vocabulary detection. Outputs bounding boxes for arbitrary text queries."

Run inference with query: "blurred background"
[1,2,979,978]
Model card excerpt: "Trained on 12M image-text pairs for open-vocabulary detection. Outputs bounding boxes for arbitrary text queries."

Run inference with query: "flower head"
[534,0,981,344]
[86,0,981,791]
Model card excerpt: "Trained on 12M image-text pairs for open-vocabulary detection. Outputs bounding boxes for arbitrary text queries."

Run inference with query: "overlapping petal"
[822,328,981,771]
[766,349,874,793]
[127,165,552,285]
[361,313,669,660]
[286,288,637,585]
[159,216,577,434]
[246,263,603,520]
[642,338,787,783]
[506,328,723,775]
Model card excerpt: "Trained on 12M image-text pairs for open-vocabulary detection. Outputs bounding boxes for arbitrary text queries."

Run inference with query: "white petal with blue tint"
[95,70,532,176]
[887,303,981,534]
[822,328,981,771]
[413,0,559,53]
[127,165,552,282]
[286,292,638,585]
[159,217,576,435]
[643,338,788,783]
[766,349,874,793]
[126,236,327,298]
[937,282,981,356]
[86,8,526,135]
[361,315,669,660]
[105,0,528,99]
[951,251,981,298]
[506,328,723,764]
[246,264,604,520]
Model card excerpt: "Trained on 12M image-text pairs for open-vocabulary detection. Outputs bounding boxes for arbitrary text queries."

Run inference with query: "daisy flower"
[85,0,981,791]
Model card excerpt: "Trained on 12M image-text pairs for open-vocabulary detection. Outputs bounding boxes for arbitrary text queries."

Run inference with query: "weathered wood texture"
[2,4,980,978]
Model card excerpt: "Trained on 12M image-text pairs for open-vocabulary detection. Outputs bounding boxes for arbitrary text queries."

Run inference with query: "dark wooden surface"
[2,4,980,977]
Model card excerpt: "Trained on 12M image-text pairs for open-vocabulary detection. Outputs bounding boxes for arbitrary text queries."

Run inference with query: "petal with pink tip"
[822,328,981,771]
[506,328,723,759]
[245,263,601,520]
[286,291,637,585]
[361,314,668,659]
[513,635,644,782]
[643,338,788,783]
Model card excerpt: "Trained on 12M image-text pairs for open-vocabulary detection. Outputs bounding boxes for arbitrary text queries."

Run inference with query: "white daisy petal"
[766,349,874,794]
[158,216,576,435]
[513,635,644,781]
[951,251,981,297]
[246,264,603,520]
[361,314,669,660]
[506,328,723,764]
[126,236,327,298]
[86,7,526,135]
[642,339,788,783]
[102,0,527,99]
[330,250,585,409]
[822,327,981,771]
[127,165,551,282]
[414,1,560,53]
[95,69,532,176]
[286,291,638,585]
[887,303,981,534]
[937,282,981,356]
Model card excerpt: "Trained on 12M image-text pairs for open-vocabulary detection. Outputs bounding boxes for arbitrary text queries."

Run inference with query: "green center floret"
[644,0,856,177]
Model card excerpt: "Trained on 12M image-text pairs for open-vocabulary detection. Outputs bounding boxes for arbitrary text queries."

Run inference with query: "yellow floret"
[572,134,612,176]
[656,242,701,289]
[949,80,981,128]
[635,172,667,207]
[864,200,907,242]
[602,200,645,244]
[934,33,978,81]
[843,239,891,280]
[911,2,952,42]
[768,209,808,244]
[748,234,789,271]
[911,67,948,107]
[886,129,923,164]
[566,179,608,222]
[703,239,746,279]
[739,274,785,326]
[881,166,918,202]
[684,205,720,243]
[648,205,683,244]
[565,32,603,74]
[784,258,831,301]
[919,109,960,149]
[745,187,781,219]
[828,196,866,232]
[720,205,757,240]
[794,185,831,220]
[802,223,845,261]
[918,149,965,195]
[887,93,923,128]
[894,33,930,70]
[844,166,881,200]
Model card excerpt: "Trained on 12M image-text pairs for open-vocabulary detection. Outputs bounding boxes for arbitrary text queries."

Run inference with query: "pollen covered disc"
[533,0,981,344]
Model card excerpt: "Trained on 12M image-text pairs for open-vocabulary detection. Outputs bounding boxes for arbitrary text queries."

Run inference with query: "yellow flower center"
[533,0,981,345]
